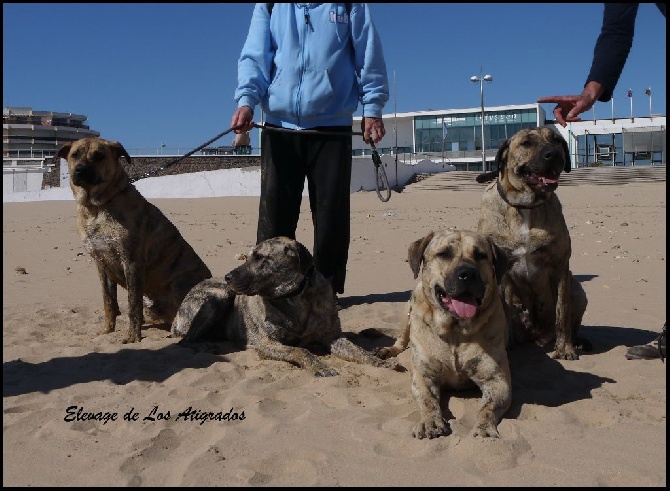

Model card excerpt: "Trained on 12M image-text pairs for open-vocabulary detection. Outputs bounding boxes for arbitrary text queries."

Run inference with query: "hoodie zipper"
[294,4,311,126]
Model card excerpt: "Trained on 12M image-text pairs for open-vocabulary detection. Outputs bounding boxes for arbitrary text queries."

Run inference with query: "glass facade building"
[414,107,539,154]
[353,103,665,170]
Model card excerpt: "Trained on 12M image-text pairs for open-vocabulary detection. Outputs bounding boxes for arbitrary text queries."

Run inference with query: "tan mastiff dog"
[58,137,212,343]
[377,230,511,439]
[476,127,589,360]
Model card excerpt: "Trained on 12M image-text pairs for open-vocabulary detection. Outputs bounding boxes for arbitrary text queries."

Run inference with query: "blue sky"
[3,3,666,154]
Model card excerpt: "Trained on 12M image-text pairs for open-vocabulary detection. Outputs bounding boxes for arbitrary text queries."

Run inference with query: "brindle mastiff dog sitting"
[58,137,212,343]
[377,230,511,439]
[476,127,589,360]
[171,236,400,377]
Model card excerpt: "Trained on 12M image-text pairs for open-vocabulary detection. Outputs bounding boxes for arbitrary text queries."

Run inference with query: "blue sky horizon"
[3,3,666,154]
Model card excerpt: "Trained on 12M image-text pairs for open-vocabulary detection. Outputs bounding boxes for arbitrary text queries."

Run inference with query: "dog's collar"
[496,180,545,209]
[275,265,315,299]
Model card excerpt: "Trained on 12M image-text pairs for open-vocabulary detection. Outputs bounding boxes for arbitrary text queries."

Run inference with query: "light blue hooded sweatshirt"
[235,3,389,129]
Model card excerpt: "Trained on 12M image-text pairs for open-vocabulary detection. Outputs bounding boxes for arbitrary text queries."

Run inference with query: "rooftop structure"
[3,107,100,159]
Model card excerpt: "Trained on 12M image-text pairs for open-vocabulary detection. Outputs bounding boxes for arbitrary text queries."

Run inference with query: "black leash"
[131,123,392,202]
[129,124,245,183]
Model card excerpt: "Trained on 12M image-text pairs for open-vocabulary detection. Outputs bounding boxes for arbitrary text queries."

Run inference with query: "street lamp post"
[471,70,493,172]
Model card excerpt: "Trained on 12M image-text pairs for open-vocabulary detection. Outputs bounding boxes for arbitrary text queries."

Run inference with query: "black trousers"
[257,124,352,294]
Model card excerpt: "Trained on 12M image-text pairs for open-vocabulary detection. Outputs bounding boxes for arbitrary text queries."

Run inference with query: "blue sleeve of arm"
[585,3,638,102]
[234,3,274,111]
[350,3,389,118]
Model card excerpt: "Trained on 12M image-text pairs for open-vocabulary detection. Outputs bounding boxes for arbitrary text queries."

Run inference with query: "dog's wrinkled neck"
[275,264,315,299]
[496,180,545,209]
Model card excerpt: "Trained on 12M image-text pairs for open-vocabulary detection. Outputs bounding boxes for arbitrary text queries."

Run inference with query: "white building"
[3,107,100,159]
[3,107,101,194]
[353,103,666,170]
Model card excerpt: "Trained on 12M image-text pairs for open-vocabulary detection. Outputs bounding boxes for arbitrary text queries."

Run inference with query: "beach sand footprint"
[120,428,181,484]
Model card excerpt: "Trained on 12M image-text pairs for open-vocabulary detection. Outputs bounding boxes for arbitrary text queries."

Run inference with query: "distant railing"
[126,146,261,157]
[3,149,57,159]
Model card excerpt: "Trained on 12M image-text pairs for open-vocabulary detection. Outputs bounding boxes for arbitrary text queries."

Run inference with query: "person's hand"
[361,117,385,144]
[230,105,254,134]
[537,81,605,128]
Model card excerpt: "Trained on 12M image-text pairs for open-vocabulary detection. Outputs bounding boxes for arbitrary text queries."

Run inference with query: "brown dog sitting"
[476,127,589,360]
[172,236,400,377]
[58,137,212,343]
[377,230,511,439]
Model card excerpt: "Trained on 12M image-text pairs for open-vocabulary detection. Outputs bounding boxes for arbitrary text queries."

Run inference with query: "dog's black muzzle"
[519,145,565,192]
[436,264,486,302]
[71,163,101,186]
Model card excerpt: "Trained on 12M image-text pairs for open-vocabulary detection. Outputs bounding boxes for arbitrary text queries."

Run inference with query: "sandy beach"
[3,176,666,486]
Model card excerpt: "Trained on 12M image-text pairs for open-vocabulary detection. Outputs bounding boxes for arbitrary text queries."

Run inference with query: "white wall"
[3,156,456,203]
[3,167,51,195]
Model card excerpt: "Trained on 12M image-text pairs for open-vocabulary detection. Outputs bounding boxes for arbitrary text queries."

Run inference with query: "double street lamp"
[471,71,493,172]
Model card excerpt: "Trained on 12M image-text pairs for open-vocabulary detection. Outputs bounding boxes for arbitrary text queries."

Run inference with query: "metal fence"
[574,126,666,167]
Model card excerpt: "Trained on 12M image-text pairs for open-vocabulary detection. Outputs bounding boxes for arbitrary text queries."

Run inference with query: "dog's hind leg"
[570,273,591,351]
[331,337,401,371]
[253,339,339,377]
[97,264,120,335]
[552,271,578,360]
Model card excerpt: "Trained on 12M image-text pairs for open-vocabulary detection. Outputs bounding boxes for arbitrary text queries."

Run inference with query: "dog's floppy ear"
[487,236,509,285]
[109,140,132,166]
[559,135,571,173]
[408,232,434,279]
[494,138,510,178]
[295,240,314,275]
[56,142,73,160]
[476,138,509,184]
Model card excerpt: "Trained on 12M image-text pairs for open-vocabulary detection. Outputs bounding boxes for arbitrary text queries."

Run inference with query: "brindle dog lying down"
[172,236,400,377]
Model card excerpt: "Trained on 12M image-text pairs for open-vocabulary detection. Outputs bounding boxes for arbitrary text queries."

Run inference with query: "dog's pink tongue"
[540,175,559,185]
[444,296,478,319]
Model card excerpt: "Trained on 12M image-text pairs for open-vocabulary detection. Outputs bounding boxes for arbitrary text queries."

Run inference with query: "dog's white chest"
[511,209,535,278]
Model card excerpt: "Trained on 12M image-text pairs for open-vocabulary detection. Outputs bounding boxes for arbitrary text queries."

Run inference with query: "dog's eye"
[90,151,104,162]
[437,249,454,261]
[473,249,489,262]
[72,149,82,159]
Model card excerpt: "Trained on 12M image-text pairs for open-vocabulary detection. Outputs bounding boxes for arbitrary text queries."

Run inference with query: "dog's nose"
[73,163,96,183]
[455,265,477,283]
[224,272,233,283]
[542,147,556,161]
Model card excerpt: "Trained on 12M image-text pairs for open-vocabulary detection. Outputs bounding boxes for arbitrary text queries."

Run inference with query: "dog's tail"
[476,170,499,184]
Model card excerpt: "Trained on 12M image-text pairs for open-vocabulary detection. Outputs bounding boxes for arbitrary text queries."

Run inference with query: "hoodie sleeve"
[349,3,390,118]
[585,3,639,103]
[234,3,275,112]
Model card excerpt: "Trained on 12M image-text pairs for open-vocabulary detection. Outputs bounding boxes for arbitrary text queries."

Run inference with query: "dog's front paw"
[100,322,115,335]
[551,345,579,360]
[471,421,501,438]
[314,367,339,377]
[375,346,403,359]
[413,415,450,439]
[377,358,406,372]
[123,330,142,344]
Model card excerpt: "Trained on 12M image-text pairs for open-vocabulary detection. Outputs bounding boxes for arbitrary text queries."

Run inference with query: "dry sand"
[3,178,666,486]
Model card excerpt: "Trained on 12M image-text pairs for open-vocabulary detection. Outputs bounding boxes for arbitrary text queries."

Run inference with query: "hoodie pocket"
[297,67,336,117]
